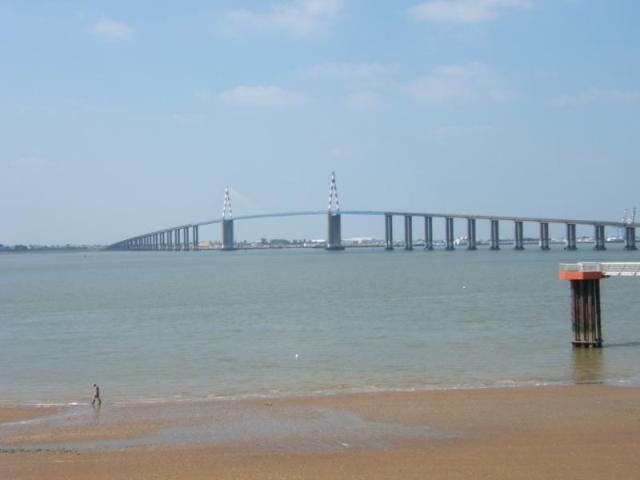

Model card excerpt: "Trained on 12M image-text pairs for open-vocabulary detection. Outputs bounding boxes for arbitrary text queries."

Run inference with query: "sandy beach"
[2,384,639,480]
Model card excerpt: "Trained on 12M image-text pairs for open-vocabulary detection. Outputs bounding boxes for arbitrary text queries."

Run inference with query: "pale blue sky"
[1,0,639,244]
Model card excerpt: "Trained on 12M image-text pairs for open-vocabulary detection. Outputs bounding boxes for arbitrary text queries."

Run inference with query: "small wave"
[7,377,638,409]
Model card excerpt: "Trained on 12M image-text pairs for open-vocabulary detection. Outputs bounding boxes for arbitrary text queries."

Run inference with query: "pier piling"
[385,214,394,250]
[424,216,433,251]
[559,266,605,348]
[404,215,413,250]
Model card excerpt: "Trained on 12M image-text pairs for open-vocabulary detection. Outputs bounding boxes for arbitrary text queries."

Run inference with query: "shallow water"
[2,246,640,405]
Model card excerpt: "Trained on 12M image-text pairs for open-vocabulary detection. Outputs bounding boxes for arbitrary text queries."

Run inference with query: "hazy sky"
[2,0,639,244]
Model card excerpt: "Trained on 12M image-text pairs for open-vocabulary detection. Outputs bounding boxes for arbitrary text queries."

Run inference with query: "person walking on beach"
[91,383,101,407]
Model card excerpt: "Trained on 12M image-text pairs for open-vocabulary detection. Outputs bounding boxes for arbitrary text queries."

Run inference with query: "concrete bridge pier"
[467,218,477,250]
[490,220,500,250]
[424,216,433,251]
[445,217,455,250]
[222,219,236,251]
[594,225,606,251]
[539,222,550,250]
[174,229,181,251]
[326,213,344,251]
[193,225,199,250]
[385,214,394,250]
[514,221,524,250]
[183,227,190,251]
[404,215,413,250]
[625,227,637,250]
[166,231,172,250]
[565,223,577,250]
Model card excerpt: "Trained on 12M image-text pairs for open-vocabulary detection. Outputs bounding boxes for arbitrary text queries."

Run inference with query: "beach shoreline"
[2,384,639,479]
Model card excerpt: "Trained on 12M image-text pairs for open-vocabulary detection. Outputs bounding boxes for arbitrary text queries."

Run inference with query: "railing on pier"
[560,262,640,277]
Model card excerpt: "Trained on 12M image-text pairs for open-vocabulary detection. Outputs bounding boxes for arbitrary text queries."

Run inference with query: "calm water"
[2,247,640,405]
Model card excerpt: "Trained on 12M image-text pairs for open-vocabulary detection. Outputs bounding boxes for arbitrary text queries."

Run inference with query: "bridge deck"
[109,210,640,247]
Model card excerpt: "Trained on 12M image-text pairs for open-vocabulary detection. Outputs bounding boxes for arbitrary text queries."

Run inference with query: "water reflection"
[92,403,102,425]
[571,348,604,384]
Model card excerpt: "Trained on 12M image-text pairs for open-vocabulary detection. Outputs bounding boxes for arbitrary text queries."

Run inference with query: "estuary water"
[2,247,640,405]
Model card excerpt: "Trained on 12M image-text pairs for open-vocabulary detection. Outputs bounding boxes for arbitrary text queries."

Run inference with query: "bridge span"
[107,209,639,253]
[106,173,639,252]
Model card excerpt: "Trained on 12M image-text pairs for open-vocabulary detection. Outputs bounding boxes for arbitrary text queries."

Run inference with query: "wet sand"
[0,406,63,424]
[2,385,640,479]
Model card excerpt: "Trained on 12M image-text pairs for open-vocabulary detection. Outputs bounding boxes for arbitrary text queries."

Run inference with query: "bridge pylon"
[221,186,235,251]
[326,171,344,251]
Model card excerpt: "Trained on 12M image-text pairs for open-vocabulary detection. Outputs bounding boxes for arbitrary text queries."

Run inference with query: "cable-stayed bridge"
[107,173,639,252]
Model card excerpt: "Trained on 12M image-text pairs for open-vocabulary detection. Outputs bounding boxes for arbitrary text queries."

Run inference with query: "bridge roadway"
[107,210,640,252]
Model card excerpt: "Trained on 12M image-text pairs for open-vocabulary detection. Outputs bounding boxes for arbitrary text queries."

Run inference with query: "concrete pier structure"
[445,217,454,250]
[467,218,477,250]
[325,172,344,251]
[424,216,433,251]
[514,221,524,250]
[565,223,577,250]
[193,225,199,250]
[221,186,236,251]
[222,219,235,251]
[174,229,180,251]
[560,262,640,348]
[490,220,500,250]
[183,227,190,251]
[594,225,606,251]
[569,278,603,347]
[559,265,604,348]
[385,214,394,250]
[625,227,637,250]
[539,222,550,250]
[326,213,344,251]
[404,215,413,250]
